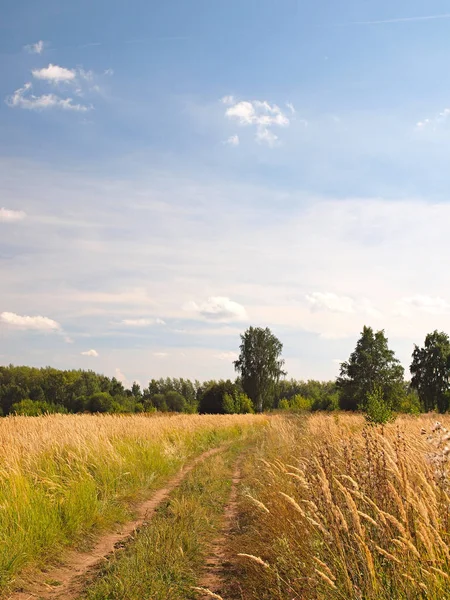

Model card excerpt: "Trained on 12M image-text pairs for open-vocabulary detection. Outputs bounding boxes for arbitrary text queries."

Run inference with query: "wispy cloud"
[0,312,61,331]
[0,208,26,222]
[305,292,380,318]
[416,108,450,130]
[118,318,166,326]
[81,349,98,357]
[214,351,238,361]
[24,40,46,54]
[6,83,91,112]
[223,97,292,146]
[153,352,168,358]
[224,134,240,146]
[222,96,290,146]
[306,292,355,314]
[340,13,450,26]
[183,297,247,322]
[396,295,450,317]
[286,102,296,114]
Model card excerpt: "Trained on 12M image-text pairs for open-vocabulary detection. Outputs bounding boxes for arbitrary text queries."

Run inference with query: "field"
[2,413,450,599]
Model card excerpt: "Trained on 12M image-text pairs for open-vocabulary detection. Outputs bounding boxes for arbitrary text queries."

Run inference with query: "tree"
[234,326,286,413]
[337,326,404,411]
[410,330,450,413]
[87,392,113,413]
[199,381,238,414]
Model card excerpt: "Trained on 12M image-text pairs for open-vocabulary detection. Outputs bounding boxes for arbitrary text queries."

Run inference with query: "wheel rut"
[195,460,243,600]
[8,445,226,600]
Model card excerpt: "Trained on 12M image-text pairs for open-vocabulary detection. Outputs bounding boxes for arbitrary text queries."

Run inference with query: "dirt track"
[8,445,226,600]
[195,460,242,600]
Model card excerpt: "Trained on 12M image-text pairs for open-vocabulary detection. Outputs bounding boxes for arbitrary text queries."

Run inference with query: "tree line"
[1,325,450,416]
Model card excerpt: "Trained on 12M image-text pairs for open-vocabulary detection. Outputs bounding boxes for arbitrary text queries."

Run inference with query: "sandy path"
[8,445,226,600]
[195,460,242,600]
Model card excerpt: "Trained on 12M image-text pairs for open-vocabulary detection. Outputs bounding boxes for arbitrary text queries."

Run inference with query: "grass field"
[0,413,265,595]
[231,414,450,600]
[3,412,450,599]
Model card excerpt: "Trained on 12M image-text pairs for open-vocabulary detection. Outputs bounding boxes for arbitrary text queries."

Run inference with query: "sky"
[2,0,450,386]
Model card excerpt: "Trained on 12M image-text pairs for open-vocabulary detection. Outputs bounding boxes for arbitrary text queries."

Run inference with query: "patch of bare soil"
[8,446,225,600]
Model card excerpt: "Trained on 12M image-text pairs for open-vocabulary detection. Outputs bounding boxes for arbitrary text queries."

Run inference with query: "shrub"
[278,398,290,410]
[87,392,114,413]
[290,394,313,411]
[364,386,395,425]
[11,399,65,416]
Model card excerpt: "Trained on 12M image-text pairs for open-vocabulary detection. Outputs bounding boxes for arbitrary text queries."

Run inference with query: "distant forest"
[2,324,450,416]
[0,364,338,416]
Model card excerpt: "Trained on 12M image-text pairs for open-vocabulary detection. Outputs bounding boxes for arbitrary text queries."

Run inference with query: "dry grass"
[0,413,266,594]
[234,414,450,599]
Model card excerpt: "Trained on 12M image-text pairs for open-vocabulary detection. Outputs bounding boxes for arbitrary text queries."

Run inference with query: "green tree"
[199,381,237,414]
[410,330,450,413]
[222,393,236,414]
[337,326,404,411]
[364,386,395,425]
[234,326,286,413]
[87,392,114,413]
[165,391,187,412]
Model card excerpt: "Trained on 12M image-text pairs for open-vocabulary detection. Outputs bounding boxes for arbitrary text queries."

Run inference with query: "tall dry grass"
[236,414,450,600]
[0,412,265,593]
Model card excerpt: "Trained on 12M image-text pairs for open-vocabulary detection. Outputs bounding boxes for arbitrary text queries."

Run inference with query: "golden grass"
[235,414,450,600]
[0,412,266,593]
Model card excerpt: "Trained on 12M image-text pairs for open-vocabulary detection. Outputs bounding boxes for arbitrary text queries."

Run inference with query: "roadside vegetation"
[83,440,248,600]
[0,413,265,595]
[227,414,450,600]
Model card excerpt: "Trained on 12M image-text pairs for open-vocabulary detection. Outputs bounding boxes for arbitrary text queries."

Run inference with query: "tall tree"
[410,330,450,413]
[337,326,404,411]
[234,326,286,412]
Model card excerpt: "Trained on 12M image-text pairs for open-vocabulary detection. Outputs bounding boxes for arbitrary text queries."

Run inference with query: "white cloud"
[115,367,129,386]
[0,311,60,331]
[104,68,114,76]
[214,351,238,361]
[221,95,235,105]
[6,83,90,112]
[416,108,450,130]
[256,127,278,146]
[25,40,45,54]
[397,295,450,316]
[306,292,355,314]
[81,349,98,357]
[64,336,74,343]
[225,134,240,146]
[224,98,290,145]
[286,102,296,114]
[119,318,166,326]
[32,64,76,83]
[184,297,247,322]
[0,208,26,222]
[153,352,168,358]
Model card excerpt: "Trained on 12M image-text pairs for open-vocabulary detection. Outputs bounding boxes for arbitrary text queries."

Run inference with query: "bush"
[235,393,254,414]
[278,398,290,410]
[223,393,236,414]
[364,387,395,425]
[290,394,313,411]
[11,399,65,416]
[397,390,421,414]
[199,381,238,414]
[87,392,114,413]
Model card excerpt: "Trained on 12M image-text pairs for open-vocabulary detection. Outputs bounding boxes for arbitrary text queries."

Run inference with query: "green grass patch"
[82,443,243,600]
[0,415,265,595]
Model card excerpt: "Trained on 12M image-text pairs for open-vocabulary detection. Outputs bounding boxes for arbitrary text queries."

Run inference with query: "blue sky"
[2,1,450,386]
